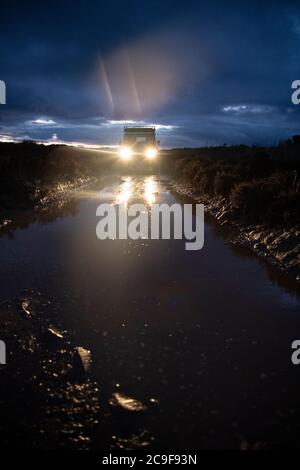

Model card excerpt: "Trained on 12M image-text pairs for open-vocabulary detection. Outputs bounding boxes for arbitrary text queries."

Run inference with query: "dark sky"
[0,0,300,147]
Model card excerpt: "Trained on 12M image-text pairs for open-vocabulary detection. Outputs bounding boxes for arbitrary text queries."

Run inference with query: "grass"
[162,136,300,227]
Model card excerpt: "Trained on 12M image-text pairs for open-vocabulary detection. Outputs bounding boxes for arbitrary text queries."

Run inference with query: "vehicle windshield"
[123,128,156,147]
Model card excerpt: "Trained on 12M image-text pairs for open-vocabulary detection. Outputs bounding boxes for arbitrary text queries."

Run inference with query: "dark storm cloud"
[1,0,300,146]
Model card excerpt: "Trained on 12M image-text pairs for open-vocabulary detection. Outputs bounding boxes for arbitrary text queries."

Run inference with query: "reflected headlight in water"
[145,147,157,159]
[119,147,132,160]
[144,177,156,204]
[116,177,132,204]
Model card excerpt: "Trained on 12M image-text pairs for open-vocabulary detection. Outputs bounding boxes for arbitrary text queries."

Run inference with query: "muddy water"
[0,175,300,450]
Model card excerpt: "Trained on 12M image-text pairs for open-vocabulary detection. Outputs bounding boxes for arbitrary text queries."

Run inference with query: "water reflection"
[0,199,80,240]
[115,177,133,205]
[144,177,157,205]
[115,176,157,206]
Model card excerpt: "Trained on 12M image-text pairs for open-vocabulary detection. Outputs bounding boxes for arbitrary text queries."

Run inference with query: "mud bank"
[0,177,97,232]
[171,180,300,281]
[0,289,99,449]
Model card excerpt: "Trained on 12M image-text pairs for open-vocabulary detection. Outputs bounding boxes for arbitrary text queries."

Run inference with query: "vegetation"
[164,137,300,226]
[0,142,113,209]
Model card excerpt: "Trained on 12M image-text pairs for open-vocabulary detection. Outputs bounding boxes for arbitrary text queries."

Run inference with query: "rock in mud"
[20,299,31,317]
[0,218,11,229]
[67,348,90,382]
[75,346,92,373]
[40,325,65,351]
[109,392,147,412]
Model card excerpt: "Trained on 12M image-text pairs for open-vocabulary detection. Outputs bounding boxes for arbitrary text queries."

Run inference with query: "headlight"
[119,147,132,160]
[145,147,157,159]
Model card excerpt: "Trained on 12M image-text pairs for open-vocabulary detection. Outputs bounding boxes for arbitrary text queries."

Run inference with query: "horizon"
[0,132,299,150]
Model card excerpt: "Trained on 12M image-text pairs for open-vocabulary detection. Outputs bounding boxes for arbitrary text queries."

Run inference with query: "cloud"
[29,118,56,125]
[222,105,275,114]
[104,119,178,130]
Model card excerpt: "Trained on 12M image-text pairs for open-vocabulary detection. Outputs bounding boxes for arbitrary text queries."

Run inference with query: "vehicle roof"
[124,126,155,134]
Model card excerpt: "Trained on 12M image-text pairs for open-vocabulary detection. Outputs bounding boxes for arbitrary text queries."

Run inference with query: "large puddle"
[0,175,300,449]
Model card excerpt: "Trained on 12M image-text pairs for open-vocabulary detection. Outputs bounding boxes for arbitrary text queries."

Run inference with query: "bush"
[271,190,300,225]
[230,180,275,212]
[214,172,237,196]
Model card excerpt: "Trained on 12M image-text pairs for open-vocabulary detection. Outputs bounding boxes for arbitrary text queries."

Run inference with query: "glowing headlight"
[145,147,157,159]
[119,147,132,160]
